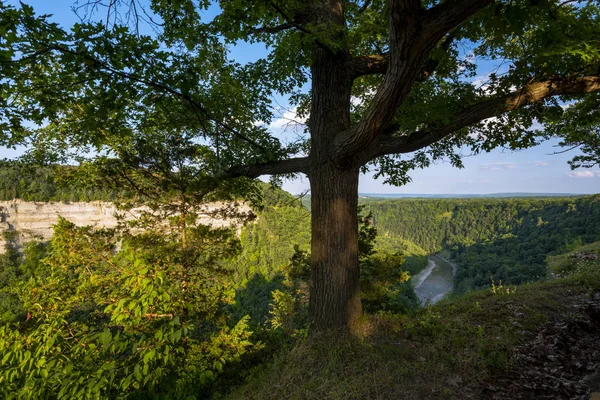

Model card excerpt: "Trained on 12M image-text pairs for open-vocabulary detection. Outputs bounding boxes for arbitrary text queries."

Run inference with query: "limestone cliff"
[0,200,251,251]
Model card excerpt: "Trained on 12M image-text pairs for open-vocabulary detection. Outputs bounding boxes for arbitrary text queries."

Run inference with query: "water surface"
[413,255,455,305]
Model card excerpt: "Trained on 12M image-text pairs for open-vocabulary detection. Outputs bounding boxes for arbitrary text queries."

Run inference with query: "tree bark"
[305,0,360,329]
[308,164,362,330]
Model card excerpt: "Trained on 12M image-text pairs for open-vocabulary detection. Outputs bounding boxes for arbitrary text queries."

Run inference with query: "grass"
[547,240,600,279]
[225,244,600,400]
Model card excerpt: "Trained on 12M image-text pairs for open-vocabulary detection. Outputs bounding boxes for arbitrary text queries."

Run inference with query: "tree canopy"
[1,0,599,329]
[2,0,599,171]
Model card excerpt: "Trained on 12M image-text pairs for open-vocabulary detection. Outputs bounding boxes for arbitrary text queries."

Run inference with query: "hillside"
[0,162,255,251]
[360,192,583,198]
[2,161,598,293]
[1,162,599,398]
[0,162,128,202]
[1,162,598,297]
[362,196,600,292]
[227,243,600,399]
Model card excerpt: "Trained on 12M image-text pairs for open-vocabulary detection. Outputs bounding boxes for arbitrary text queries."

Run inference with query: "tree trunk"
[180,213,187,250]
[308,164,362,330]
[305,0,358,331]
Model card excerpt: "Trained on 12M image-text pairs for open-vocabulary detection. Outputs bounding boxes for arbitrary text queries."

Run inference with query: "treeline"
[362,196,600,292]
[0,161,130,202]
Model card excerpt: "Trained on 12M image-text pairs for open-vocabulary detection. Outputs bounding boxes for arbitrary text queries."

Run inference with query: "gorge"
[0,200,251,251]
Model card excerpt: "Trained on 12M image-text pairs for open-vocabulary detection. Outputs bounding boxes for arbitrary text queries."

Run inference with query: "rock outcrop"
[0,200,251,251]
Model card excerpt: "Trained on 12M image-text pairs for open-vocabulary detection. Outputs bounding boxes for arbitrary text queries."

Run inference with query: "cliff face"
[0,200,251,251]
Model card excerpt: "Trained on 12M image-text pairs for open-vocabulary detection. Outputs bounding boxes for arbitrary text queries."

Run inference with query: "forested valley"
[3,0,600,395]
[362,196,600,293]
[1,161,599,398]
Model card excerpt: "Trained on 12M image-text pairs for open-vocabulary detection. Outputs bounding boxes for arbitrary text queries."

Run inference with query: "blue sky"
[273,138,599,195]
[2,0,599,195]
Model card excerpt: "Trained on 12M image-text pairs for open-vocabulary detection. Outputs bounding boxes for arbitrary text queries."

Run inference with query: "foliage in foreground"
[0,185,423,398]
[0,218,259,399]
[228,193,420,330]
[547,240,600,280]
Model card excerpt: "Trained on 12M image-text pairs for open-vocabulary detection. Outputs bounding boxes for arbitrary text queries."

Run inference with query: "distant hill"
[300,192,588,210]
[359,192,584,198]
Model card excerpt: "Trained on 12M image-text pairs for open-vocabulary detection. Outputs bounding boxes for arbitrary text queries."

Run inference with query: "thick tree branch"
[351,32,456,79]
[331,0,427,164]
[222,156,310,179]
[424,0,493,43]
[334,0,491,165]
[362,75,600,161]
[351,36,455,80]
[350,53,389,78]
[418,32,456,81]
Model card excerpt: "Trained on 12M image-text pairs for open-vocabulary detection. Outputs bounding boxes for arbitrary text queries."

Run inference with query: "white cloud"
[568,170,600,179]
[467,117,498,140]
[560,101,576,110]
[477,161,550,172]
[455,178,498,184]
[482,116,499,125]
[471,75,489,89]
[350,96,364,107]
[471,70,515,95]
[457,53,475,73]
[269,107,307,130]
[471,74,496,94]
[529,161,549,167]
[478,162,518,171]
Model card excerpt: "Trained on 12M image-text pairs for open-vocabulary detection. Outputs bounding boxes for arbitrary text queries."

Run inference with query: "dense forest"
[362,196,600,292]
[2,159,599,295]
[0,161,130,202]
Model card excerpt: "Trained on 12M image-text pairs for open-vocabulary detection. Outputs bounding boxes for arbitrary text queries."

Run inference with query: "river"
[412,254,456,305]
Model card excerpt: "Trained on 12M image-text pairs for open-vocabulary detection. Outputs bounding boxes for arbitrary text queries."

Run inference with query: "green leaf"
[143,349,155,365]
[134,364,142,381]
